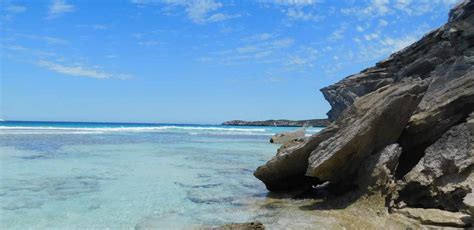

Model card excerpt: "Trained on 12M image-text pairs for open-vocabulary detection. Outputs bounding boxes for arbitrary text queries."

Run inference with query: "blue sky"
[0,0,458,124]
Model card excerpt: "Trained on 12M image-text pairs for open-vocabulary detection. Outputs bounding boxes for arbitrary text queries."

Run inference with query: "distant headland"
[222,119,330,127]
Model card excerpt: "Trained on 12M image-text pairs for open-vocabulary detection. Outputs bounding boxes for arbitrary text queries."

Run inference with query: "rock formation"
[254,126,337,191]
[210,222,265,230]
[320,0,474,122]
[254,0,474,227]
[222,119,330,127]
[269,129,305,144]
[397,122,473,212]
[306,81,427,182]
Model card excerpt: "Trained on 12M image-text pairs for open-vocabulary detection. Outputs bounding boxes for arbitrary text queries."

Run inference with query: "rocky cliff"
[254,0,474,228]
[222,119,330,127]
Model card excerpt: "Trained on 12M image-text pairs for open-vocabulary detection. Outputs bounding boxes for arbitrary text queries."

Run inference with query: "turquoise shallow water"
[0,121,322,229]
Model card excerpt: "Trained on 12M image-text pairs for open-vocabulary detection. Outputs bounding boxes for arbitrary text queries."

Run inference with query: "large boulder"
[254,126,338,191]
[397,122,473,212]
[305,81,427,183]
[269,129,305,144]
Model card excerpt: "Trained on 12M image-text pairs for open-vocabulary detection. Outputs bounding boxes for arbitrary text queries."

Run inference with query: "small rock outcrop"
[392,208,472,228]
[254,126,338,191]
[210,222,265,230]
[254,0,474,225]
[269,129,305,144]
[222,119,330,127]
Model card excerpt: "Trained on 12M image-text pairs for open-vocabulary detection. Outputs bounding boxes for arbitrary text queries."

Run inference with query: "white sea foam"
[0,125,268,135]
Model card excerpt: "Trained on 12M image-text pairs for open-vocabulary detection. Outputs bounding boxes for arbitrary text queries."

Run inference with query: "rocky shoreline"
[222,119,330,127]
[252,1,474,228]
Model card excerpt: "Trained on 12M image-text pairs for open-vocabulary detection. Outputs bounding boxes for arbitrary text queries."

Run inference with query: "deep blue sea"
[0,121,323,229]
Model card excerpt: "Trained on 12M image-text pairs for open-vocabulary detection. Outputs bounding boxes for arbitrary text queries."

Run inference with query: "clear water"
[0,121,323,229]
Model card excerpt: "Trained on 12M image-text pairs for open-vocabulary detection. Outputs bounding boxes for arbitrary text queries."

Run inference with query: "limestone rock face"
[269,129,305,144]
[392,208,472,228]
[356,144,402,193]
[321,0,474,121]
[398,63,474,154]
[254,126,338,191]
[253,2,474,217]
[398,122,473,212]
[305,81,427,182]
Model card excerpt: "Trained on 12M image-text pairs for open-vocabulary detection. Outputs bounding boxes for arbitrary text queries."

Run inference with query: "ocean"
[0,121,323,229]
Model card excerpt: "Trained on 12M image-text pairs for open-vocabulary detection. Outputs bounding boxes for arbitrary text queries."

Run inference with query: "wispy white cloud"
[131,0,240,24]
[378,19,389,27]
[15,33,68,45]
[211,35,294,64]
[328,24,347,41]
[206,13,241,23]
[258,0,322,21]
[77,24,108,30]
[394,0,459,15]
[138,40,160,46]
[352,29,423,62]
[285,8,322,21]
[342,0,460,18]
[259,0,320,6]
[285,46,319,70]
[2,4,27,20]
[242,33,274,42]
[380,35,418,52]
[341,0,390,17]
[37,60,130,80]
[6,5,27,14]
[47,0,75,19]
[363,32,380,41]
[131,31,161,46]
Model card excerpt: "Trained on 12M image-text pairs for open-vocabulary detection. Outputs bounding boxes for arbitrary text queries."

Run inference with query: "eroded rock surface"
[306,81,427,182]
[253,1,474,226]
[321,0,474,121]
[254,126,338,191]
[398,123,473,212]
[356,144,401,194]
[392,207,472,228]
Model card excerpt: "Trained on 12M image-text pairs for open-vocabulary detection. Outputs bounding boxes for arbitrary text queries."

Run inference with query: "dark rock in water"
[222,119,330,127]
[209,222,265,230]
[397,122,473,212]
[254,126,338,191]
[306,81,427,182]
[269,129,305,144]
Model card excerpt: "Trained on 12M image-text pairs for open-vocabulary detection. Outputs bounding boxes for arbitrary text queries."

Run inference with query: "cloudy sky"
[0,0,459,123]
